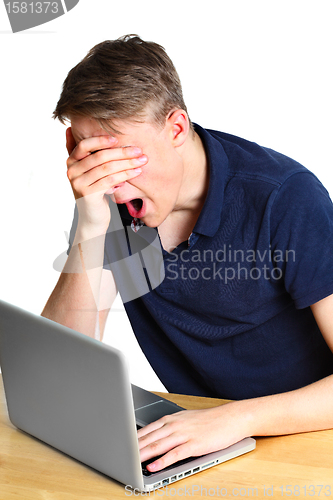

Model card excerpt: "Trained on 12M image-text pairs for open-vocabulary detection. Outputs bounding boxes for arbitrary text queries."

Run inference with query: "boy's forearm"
[239,374,333,437]
[41,271,102,339]
[41,232,107,340]
[138,374,333,472]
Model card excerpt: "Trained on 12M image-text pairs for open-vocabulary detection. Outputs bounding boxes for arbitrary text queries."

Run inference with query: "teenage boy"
[42,35,333,474]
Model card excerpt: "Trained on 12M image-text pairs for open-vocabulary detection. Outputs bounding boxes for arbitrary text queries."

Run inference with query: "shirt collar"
[192,123,229,237]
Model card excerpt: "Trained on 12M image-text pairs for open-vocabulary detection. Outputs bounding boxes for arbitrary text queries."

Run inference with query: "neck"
[175,130,209,214]
[157,131,209,252]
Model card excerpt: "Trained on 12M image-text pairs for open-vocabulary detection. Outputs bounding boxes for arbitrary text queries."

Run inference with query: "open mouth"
[125,198,145,218]
[130,198,143,212]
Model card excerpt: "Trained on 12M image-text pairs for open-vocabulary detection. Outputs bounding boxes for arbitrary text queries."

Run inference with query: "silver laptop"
[0,299,256,492]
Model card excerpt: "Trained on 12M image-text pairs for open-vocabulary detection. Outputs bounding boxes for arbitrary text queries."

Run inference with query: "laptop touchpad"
[135,400,183,426]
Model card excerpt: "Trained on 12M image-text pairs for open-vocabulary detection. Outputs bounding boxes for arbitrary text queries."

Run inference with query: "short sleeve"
[270,172,333,309]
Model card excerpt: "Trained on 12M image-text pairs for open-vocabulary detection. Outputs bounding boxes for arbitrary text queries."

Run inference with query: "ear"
[66,127,77,155]
[166,109,190,148]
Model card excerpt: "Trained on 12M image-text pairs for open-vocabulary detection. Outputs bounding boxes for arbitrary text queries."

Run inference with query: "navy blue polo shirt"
[69,124,333,400]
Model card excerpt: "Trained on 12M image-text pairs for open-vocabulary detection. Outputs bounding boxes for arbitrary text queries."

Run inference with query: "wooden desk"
[0,375,332,499]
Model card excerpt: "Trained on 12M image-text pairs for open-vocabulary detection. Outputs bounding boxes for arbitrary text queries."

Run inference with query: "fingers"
[137,419,165,439]
[146,443,192,473]
[137,404,252,474]
[68,146,147,181]
[137,409,219,472]
[139,424,194,472]
[138,413,194,471]
[68,134,117,163]
[66,134,148,199]
[72,165,144,198]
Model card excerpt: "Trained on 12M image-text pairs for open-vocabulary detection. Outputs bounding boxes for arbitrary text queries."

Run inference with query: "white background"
[0,1,332,390]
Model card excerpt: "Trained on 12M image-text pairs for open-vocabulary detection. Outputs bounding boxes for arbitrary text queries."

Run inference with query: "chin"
[146,212,171,229]
[139,215,157,228]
